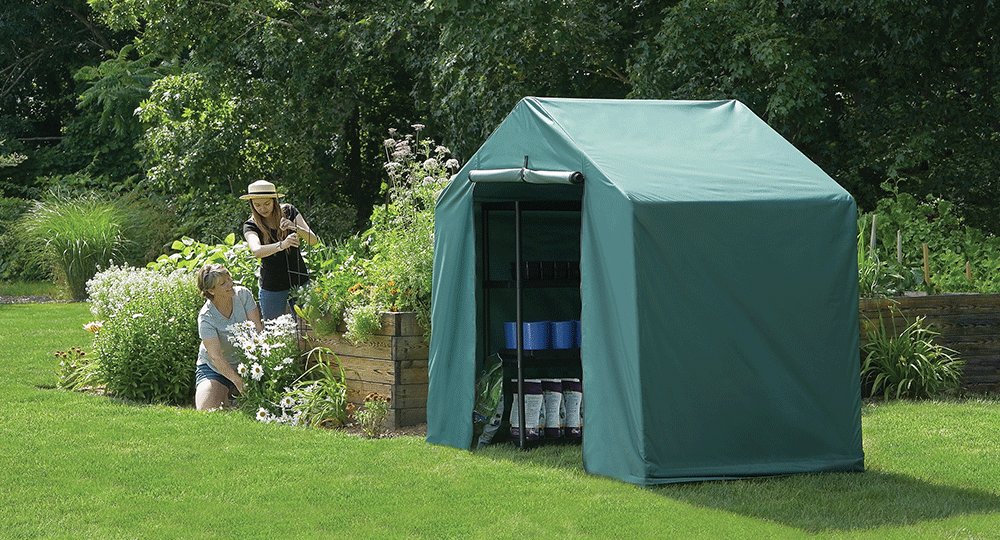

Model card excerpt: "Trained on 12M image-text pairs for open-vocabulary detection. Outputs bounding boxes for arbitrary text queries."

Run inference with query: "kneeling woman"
[195,263,263,410]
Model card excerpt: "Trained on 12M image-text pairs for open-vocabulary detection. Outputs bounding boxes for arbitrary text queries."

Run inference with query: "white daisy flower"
[255,408,270,422]
[250,363,264,381]
[282,357,293,365]
[237,363,248,377]
[280,396,296,409]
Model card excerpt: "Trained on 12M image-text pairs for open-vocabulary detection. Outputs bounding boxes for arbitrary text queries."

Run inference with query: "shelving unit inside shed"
[478,200,583,448]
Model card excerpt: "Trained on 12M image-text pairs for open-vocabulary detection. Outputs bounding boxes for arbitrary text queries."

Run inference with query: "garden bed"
[860,294,1000,392]
[308,312,428,429]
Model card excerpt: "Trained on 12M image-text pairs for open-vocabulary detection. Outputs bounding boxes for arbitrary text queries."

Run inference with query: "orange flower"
[83,321,103,332]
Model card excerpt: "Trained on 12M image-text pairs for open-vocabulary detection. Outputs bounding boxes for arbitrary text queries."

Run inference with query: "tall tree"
[90,0,422,228]
[416,0,674,158]
[0,0,134,196]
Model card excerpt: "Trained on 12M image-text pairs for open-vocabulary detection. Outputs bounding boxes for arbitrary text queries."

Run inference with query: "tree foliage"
[416,0,670,158]
[0,0,136,196]
[4,0,1000,245]
[89,0,423,228]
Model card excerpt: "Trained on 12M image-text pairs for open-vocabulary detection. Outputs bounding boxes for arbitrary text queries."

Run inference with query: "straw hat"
[239,180,285,200]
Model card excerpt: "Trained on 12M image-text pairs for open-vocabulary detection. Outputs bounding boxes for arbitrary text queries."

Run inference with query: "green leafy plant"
[343,303,384,345]
[294,238,369,336]
[861,310,964,400]
[147,234,260,294]
[55,346,102,392]
[294,126,457,344]
[864,186,1000,294]
[857,214,923,298]
[353,392,392,439]
[89,266,203,404]
[280,349,349,428]
[228,314,306,424]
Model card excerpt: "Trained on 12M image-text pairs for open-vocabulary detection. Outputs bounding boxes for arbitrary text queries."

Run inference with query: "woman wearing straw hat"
[241,180,320,320]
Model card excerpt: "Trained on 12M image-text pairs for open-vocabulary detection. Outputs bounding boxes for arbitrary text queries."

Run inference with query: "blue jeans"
[259,284,306,320]
[259,287,291,320]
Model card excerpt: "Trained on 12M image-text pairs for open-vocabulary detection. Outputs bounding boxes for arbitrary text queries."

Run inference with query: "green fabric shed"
[426,97,864,484]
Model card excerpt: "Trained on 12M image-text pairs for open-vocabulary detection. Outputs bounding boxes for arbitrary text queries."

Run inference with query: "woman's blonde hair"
[248,197,288,245]
[197,264,231,300]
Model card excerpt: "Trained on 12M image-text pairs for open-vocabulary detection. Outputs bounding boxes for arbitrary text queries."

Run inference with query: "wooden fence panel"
[860,294,1000,392]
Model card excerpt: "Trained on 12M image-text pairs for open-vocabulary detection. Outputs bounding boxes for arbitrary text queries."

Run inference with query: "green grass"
[3,303,1000,539]
[0,279,60,298]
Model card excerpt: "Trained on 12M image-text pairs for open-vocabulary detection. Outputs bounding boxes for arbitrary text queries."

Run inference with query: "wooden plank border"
[860,294,1000,392]
[307,312,428,428]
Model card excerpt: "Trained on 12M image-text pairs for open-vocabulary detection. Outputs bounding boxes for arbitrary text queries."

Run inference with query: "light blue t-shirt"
[197,286,258,373]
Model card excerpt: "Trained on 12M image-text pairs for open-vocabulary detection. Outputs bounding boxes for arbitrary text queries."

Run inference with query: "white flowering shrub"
[88,266,203,404]
[87,264,194,319]
[228,314,306,423]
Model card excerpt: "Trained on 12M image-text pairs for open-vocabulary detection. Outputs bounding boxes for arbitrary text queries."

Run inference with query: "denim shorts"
[195,363,237,393]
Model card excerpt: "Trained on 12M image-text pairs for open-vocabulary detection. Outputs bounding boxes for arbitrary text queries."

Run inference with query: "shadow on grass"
[650,470,1000,533]
[478,442,1000,533]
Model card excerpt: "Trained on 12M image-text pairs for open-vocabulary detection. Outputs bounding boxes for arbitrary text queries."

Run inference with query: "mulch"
[0,295,61,304]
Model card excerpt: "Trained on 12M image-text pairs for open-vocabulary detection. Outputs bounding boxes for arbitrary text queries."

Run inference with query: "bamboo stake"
[869,215,877,259]
[922,243,931,286]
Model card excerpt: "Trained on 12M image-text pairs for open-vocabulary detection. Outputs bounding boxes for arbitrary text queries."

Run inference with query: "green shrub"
[88,266,202,404]
[861,311,964,400]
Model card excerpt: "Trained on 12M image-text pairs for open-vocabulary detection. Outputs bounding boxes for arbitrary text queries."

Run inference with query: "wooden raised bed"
[308,312,428,428]
[860,294,1000,391]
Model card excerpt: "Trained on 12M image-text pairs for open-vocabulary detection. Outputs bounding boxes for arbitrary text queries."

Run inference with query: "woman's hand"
[282,232,300,249]
[280,217,298,232]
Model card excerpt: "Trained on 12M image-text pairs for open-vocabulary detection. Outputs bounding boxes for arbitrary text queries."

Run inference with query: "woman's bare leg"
[196,379,230,411]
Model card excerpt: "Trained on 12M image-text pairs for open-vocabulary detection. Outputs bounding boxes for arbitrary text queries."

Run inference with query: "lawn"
[3,301,1000,539]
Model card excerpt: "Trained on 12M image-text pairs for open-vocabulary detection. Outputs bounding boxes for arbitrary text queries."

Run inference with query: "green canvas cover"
[427,97,864,484]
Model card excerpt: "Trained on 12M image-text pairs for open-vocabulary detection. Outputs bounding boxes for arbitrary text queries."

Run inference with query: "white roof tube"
[468,167,584,185]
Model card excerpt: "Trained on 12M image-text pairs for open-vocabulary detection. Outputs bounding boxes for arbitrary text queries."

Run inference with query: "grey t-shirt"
[197,286,258,373]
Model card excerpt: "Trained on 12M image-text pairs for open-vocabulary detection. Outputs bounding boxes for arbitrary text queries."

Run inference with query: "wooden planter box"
[860,294,1000,391]
[308,312,428,428]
